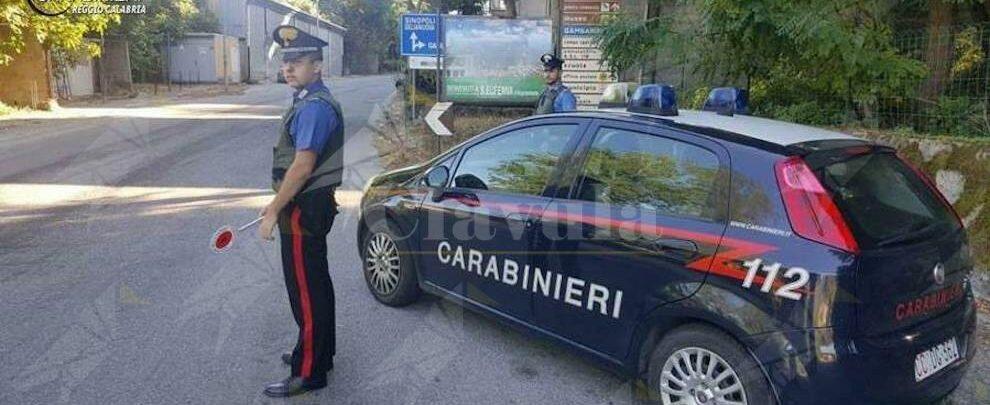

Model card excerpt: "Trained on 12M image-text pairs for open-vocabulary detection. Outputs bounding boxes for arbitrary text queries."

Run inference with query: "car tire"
[646,324,773,405]
[361,219,420,306]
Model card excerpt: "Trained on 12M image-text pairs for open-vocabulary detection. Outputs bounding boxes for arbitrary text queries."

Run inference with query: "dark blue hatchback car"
[356,87,976,404]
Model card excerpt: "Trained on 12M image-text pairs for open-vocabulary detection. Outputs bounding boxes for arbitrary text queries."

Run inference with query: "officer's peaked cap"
[540,53,564,70]
[273,25,327,61]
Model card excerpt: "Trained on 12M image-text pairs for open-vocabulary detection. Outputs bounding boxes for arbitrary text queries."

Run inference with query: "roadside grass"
[373,101,528,171]
[839,125,990,144]
[129,83,248,99]
[0,102,25,116]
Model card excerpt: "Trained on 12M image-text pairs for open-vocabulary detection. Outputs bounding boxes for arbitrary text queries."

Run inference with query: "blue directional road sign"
[400,13,441,57]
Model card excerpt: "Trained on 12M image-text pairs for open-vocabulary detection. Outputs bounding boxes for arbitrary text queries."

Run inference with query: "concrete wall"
[0,27,53,108]
[222,36,241,83]
[517,0,550,18]
[238,39,250,82]
[206,0,345,82]
[100,40,133,94]
[66,55,95,97]
[327,25,344,77]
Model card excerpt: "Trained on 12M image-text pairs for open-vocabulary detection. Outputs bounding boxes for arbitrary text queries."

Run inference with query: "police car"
[356,85,976,404]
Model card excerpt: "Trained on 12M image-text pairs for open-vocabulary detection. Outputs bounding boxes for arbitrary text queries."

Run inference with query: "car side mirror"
[424,166,449,189]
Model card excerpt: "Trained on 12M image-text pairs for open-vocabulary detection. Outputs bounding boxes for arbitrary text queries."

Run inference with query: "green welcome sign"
[443,17,552,105]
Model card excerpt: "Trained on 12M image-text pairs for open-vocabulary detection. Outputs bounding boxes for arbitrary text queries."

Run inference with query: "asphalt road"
[1,76,984,405]
[0,76,641,404]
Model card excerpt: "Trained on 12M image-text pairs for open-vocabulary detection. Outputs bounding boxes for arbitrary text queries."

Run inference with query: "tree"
[284,0,319,15]
[110,0,219,82]
[909,0,985,102]
[504,0,517,18]
[0,0,118,66]
[402,0,484,15]
[596,0,928,123]
[325,0,399,74]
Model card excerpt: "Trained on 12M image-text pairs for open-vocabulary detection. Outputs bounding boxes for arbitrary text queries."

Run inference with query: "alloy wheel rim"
[659,347,747,405]
[365,233,400,295]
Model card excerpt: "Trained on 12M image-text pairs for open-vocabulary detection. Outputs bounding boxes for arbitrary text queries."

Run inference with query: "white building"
[202,0,346,82]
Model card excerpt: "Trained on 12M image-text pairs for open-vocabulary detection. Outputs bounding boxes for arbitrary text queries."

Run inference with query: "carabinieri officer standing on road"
[534,53,577,114]
[257,25,344,398]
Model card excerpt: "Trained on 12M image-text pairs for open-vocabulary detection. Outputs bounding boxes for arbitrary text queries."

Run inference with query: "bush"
[687,87,711,110]
[932,97,988,138]
[758,101,846,126]
[0,102,22,116]
[373,88,530,170]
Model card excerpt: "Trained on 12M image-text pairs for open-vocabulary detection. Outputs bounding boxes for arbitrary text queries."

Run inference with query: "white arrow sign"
[410,32,425,52]
[426,102,453,136]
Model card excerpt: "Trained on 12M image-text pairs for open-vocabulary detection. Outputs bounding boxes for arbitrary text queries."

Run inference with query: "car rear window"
[815,152,960,249]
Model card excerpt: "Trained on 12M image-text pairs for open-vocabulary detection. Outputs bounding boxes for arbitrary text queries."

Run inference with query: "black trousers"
[277,187,338,378]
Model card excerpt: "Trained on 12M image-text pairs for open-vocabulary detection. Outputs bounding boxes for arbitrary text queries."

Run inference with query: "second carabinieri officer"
[258,25,344,398]
[534,53,577,114]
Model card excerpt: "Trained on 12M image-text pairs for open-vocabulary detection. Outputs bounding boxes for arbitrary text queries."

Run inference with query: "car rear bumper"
[749,294,977,404]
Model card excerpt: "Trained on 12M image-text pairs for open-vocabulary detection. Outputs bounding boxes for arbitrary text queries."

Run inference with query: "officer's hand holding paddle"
[259,149,318,242]
[258,204,278,241]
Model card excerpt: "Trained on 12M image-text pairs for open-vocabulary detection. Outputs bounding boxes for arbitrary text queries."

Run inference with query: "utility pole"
[435,4,442,155]
[100,32,107,103]
[168,33,173,91]
[222,36,230,92]
[246,3,251,82]
[315,0,329,76]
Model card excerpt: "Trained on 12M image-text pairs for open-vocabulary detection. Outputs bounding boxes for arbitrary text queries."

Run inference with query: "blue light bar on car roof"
[598,82,639,109]
[702,87,749,116]
[626,84,678,116]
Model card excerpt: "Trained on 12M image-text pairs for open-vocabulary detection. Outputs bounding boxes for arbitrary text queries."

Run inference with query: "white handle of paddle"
[237,216,264,232]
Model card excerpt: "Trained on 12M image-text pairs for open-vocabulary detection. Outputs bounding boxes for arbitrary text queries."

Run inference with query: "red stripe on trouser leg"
[291,207,314,378]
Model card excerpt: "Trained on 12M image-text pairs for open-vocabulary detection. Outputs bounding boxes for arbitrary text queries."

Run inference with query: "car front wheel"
[361,220,420,306]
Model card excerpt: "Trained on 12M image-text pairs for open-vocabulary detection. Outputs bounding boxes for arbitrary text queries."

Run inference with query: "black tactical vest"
[535,85,560,115]
[272,87,345,194]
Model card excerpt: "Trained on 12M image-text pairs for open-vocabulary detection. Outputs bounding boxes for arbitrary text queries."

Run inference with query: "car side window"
[575,127,721,220]
[452,124,578,196]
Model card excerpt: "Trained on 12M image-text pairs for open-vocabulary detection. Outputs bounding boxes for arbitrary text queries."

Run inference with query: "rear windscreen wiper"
[876,222,938,247]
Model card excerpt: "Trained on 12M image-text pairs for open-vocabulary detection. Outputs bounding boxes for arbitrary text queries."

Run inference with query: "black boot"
[262,375,327,397]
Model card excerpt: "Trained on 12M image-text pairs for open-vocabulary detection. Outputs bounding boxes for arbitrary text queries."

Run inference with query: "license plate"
[914,337,960,382]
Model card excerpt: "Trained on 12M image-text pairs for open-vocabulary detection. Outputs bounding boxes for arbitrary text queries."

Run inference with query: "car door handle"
[506,212,536,227]
[397,193,418,209]
[436,191,480,207]
[653,238,699,254]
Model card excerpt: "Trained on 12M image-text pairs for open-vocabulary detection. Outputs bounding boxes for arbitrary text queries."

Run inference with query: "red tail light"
[775,156,859,253]
[896,153,964,228]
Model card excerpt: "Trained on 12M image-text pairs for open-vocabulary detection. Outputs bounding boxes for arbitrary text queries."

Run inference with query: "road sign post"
[401,12,445,152]
[434,8,442,155]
